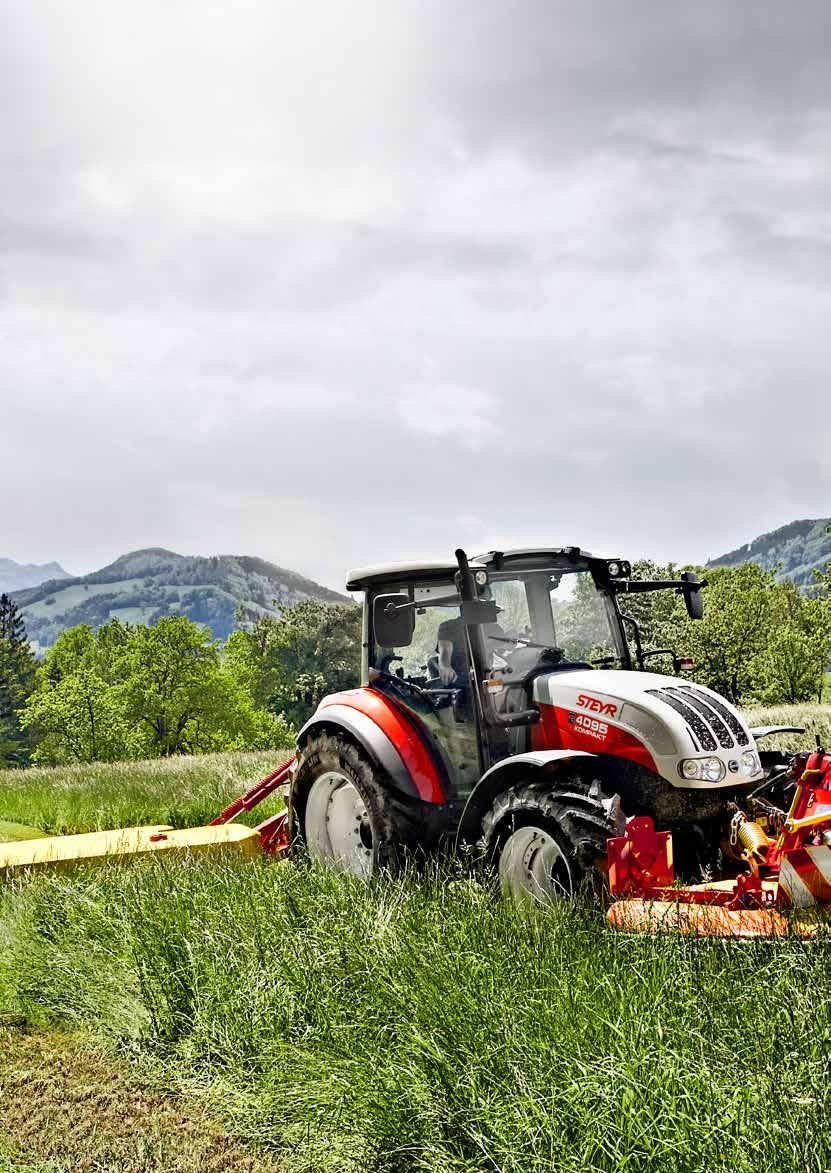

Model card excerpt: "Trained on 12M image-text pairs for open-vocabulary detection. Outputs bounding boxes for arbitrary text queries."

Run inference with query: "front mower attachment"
[606,745,831,938]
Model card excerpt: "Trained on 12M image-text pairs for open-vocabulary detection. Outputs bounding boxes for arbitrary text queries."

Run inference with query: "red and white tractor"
[281,546,823,919]
[6,545,827,936]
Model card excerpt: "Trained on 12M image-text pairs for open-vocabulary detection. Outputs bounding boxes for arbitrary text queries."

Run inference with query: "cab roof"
[345,547,606,591]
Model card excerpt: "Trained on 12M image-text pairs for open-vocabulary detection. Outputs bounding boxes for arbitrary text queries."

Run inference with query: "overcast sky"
[1,2,829,590]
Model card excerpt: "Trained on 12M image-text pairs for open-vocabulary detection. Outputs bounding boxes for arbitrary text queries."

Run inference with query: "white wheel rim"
[305,770,374,876]
[498,824,573,904]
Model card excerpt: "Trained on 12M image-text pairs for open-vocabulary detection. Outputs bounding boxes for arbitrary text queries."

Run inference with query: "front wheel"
[481,777,622,905]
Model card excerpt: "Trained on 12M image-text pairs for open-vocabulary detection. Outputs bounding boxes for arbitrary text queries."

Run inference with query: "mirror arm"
[384,593,460,615]
[611,578,709,595]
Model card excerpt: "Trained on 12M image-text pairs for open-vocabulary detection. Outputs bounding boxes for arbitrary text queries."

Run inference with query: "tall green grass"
[0,751,288,835]
[0,707,829,1171]
[741,703,831,755]
[0,856,828,1173]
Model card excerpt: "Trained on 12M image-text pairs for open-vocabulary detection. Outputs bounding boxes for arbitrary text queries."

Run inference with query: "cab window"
[371,582,463,686]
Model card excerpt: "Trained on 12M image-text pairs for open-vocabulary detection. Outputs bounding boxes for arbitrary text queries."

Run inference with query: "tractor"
[287,547,794,903]
[3,543,827,932]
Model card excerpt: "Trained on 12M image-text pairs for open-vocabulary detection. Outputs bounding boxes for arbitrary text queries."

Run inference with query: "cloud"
[1,1,829,588]
[397,383,501,449]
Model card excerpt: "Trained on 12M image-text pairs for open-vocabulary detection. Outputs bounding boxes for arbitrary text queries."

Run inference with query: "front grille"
[646,685,749,751]
[680,686,749,746]
[666,687,733,748]
[647,689,717,750]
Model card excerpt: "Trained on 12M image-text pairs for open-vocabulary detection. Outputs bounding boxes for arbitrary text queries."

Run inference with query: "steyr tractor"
[286,547,793,903]
[3,544,829,932]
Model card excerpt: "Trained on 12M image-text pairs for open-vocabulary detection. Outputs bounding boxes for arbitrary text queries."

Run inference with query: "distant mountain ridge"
[0,558,70,594]
[13,548,350,650]
[707,518,831,586]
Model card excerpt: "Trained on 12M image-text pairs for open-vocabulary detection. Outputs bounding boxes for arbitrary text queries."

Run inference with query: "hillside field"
[0,708,830,1172]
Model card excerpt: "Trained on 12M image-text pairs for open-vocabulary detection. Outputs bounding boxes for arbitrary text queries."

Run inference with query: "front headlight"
[741,749,761,776]
[679,756,726,783]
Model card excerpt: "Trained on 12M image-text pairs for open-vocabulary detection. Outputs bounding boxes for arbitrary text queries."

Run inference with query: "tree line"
[0,560,828,768]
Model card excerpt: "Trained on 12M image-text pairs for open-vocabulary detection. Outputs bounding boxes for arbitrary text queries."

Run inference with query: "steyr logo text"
[576,693,618,718]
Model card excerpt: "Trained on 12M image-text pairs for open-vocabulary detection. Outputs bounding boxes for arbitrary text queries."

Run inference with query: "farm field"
[0,708,829,1173]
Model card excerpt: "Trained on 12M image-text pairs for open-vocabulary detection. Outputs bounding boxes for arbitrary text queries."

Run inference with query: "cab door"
[368,580,484,801]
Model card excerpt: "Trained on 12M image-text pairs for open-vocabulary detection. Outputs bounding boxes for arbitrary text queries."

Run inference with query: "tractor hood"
[530,669,762,789]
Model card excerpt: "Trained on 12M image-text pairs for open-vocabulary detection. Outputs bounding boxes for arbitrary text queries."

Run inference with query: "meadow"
[0,707,829,1173]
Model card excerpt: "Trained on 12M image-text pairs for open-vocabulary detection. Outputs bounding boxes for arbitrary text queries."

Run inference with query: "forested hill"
[12,548,349,651]
[707,518,831,586]
[0,558,70,593]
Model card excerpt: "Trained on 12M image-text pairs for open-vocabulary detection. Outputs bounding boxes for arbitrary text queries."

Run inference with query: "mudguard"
[297,688,447,804]
[749,725,805,740]
[454,748,596,847]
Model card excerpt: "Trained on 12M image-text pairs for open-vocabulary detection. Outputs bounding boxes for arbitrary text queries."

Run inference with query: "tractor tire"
[290,730,424,876]
[481,776,622,905]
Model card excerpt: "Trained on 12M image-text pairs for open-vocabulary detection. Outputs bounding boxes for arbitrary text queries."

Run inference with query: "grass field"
[0,708,829,1172]
[0,751,288,837]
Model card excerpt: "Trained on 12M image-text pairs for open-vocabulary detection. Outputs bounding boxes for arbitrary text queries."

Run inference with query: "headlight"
[679,756,726,783]
[741,749,761,776]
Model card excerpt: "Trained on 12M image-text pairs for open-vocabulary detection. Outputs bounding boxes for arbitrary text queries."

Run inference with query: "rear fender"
[297,688,447,804]
[455,749,597,848]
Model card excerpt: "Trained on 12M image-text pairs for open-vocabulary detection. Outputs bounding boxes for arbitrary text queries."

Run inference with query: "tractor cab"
[347,548,705,802]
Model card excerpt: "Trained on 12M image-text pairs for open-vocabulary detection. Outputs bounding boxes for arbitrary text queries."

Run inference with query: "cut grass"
[0,822,45,844]
[0,1028,284,1172]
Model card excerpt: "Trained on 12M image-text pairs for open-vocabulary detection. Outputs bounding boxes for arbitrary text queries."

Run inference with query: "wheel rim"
[498,824,573,904]
[304,770,375,876]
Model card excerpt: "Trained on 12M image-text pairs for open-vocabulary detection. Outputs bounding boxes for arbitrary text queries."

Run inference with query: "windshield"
[487,568,620,679]
[368,566,623,690]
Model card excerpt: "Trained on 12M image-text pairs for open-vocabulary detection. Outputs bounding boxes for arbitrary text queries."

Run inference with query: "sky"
[1,2,829,591]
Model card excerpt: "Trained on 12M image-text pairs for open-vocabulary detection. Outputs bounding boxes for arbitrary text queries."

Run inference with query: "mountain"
[707,518,831,587]
[0,558,70,594]
[12,548,350,651]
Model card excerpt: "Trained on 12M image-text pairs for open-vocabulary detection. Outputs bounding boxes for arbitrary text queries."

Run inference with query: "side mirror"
[372,594,415,648]
[681,572,705,620]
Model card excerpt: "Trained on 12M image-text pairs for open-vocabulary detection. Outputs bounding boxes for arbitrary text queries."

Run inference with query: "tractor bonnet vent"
[679,686,749,747]
[646,686,749,752]
[646,689,717,750]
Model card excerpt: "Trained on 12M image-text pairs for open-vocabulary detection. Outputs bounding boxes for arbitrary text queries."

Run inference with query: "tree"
[0,594,36,766]
[22,666,131,763]
[22,616,293,764]
[667,564,783,703]
[226,599,361,727]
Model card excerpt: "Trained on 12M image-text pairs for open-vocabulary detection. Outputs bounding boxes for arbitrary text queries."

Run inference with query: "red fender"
[304,688,448,804]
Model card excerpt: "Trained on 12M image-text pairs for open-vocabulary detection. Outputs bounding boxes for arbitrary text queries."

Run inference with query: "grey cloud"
[1,1,830,588]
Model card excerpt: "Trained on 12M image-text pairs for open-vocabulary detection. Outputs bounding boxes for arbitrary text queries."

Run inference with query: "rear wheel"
[290,731,424,874]
[481,777,621,905]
